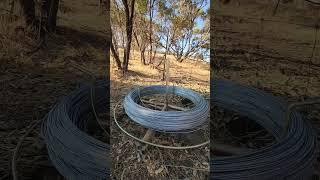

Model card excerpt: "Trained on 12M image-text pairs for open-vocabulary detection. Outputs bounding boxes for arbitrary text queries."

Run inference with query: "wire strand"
[114,100,209,149]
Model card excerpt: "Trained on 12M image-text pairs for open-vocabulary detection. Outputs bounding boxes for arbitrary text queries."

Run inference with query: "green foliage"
[136,0,148,14]
[154,0,209,61]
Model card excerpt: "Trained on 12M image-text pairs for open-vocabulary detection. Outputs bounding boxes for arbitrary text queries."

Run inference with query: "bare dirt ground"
[0,0,109,179]
[212,0,320,178]
[110,53,210,179]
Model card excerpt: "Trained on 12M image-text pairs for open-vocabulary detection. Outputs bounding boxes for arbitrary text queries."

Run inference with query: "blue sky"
[196,0,209,29]
[196,1,210,61]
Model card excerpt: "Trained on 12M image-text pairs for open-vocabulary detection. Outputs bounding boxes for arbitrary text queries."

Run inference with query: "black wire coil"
[210,80,317,180]
[42,80,110,180]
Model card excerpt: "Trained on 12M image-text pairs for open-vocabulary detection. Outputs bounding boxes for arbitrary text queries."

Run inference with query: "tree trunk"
[19,0,36,26]
[122,0,135,73]
[155,58,164,69]
[148,0,156,64]
[152,47,157,62]
[122,48,128,72]
[148,0,153,64]
[141,48,147,65]
[111,42,122,70]
[162,29,170,81]
[42,0,59,32]
[47,0,60,32]
[133,31,147,65]
[175,52,185,63]
[105,0,111,74]
[162,61,165,81]
[20,0,59,36]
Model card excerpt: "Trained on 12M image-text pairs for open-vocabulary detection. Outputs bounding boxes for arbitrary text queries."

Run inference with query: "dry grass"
[111,50,209,94]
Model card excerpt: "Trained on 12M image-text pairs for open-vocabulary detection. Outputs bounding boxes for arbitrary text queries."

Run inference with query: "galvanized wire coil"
[210,80,317,180]
[42,80,109,180]
[114,100,210,149]
[123,85,209,132]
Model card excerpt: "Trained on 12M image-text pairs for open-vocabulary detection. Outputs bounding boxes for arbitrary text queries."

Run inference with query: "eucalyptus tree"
[111,0,136,72]
[156,0,209,62]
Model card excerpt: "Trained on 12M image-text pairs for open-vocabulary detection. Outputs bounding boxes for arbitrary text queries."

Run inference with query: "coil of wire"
[123,85,209,132]
[42,80,110,180]
[210,80,317,180]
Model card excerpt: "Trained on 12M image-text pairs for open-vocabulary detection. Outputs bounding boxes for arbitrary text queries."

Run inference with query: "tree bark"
[41,0,60,32]
[105,0,111,73]
[19,0,36,26]
[148,0,155,64]
[162,28,170,81]
[122,0,135,72]
[141,48,146,65]
[133,31,147,65]
[162,60,165,81]
[152,47,157,62]
[47,0,60,32]
[19,0,59,35]
[111,42,122,70]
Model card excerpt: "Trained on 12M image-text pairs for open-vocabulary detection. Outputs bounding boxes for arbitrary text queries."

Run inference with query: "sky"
[196,1,210,61]
[196,0,209,29]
